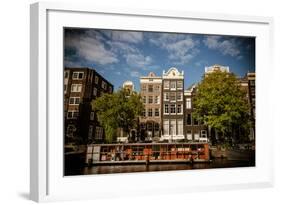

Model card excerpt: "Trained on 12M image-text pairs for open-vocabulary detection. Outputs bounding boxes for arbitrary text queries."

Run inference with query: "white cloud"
[203,36,241,57]
[109,40,154,69]
[65,34,118,65]
[149,33,199,65]
[103,30,143,44]
[125,53,153,68]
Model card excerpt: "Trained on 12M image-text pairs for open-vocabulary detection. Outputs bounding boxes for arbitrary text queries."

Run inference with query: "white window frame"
[177,81,183,90]
[69,97,80,105]
[95,76,99,84]
[164,92,169,101]
[67,111,79,119]
[71,84,82,92]
[170,81,176,90]
[164,104,169,114]
[148,108,153,117]
[170,92,176,102]
[72,71,84,80]
[154,108,159,116]
[186,130,192,140]
[148,96,153,104]
[177,92,183,101]
[93,87,97,96]
[164,81,169,89]
[177,119,183,135]
[142,96,146,104]
[155,95,159,104]
[170,104,176,114]
[186,98,192,109]
[177,104,182,114]
[163,120,169,135]
[101,81,107,89]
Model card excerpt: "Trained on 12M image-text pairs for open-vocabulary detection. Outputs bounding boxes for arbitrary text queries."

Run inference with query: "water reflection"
[65,159,255,176]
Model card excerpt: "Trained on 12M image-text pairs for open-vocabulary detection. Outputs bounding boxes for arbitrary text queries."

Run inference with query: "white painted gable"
[162,67,184,79]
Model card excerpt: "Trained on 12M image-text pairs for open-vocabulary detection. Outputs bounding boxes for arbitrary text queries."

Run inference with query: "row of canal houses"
[121,66,210,143]
[64,65,255,144]
[120,65,255,143]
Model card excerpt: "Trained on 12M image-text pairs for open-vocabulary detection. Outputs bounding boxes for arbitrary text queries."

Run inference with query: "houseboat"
[86,142,210,165]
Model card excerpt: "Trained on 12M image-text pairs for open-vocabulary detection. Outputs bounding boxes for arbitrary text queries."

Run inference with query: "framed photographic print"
[30,2,274,202]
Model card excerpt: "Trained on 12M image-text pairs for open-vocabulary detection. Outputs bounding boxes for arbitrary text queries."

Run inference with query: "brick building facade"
[139,72,162,141]
[64,67,113,144]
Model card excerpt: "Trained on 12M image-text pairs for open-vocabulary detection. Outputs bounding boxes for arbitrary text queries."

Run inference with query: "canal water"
[65,159,255,176]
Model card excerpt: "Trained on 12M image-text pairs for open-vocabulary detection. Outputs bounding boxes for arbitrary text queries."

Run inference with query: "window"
[64,84,67,92]
[187,114,192,125]
[194,131,200,140]
[163,120,169,135]
[71,84,82,92]
[155,96,159,104]
[148,108,153,117]
[155,108,159,116]
[148,85,153,92]
[170,92,176,101]
[142,96,146,104]
[177,81,183,89]
[95,76,99,84]
[164,92,169,101]
[250,80,255,86]
[186,130,192,140]
[177,120,183,135]
[95,127,103,139]
[148,96,153,104]
[154,123,160,131]
[177,104,182,114]
[170,81,176,89]
[93,87,97,96]
[64,71,69,78]
[186,98,191,109]
[155,85,160,91]
[164,81,169,89]
[67,111,79,119]
[101,81,107,89]
[142,109,146,117]
[72,72,84,80]
[69,97,80,105]
[141,85,147,91]
[164,104,169,114]
[66,124,76,138]
[193,117,199,125]
[177,92,183,101]
[88,125,93,139]
[147,122,153,131]
[170,120,176,135]
[201,130,207,138]
[90,112,95,121]
[170,104,176,114]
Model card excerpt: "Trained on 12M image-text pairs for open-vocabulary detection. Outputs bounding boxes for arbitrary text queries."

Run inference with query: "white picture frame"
[30,2,274,202]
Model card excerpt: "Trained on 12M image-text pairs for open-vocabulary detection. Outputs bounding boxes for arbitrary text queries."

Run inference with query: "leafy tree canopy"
[193,71,250,140]
[92,89,144,143]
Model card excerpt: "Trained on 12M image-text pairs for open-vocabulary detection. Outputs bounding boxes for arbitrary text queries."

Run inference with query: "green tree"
[193,71,250,144]
[92,89,144,143]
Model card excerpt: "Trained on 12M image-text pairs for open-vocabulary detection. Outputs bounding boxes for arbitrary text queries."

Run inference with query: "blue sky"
[64,28,255,91]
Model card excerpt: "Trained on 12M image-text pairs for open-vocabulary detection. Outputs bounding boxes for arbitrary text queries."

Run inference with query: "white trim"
[30,2,274,202]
